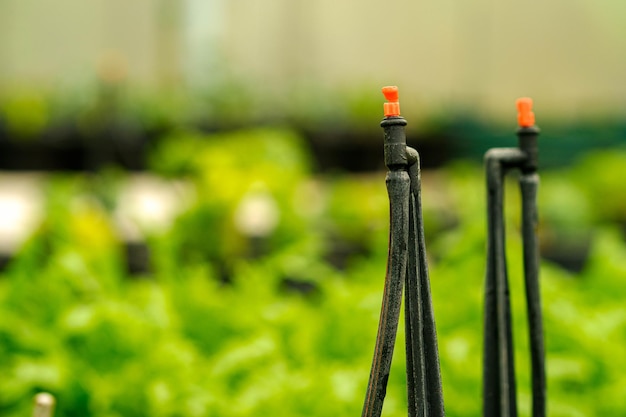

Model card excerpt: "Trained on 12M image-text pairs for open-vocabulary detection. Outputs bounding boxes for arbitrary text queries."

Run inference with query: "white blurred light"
[0,173,44,252]
[234,186,280,237]
[114,175,192,242]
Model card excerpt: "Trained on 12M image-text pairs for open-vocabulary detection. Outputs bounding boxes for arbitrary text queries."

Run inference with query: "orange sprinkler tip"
[516,97,535,127]
[382,86,401,117]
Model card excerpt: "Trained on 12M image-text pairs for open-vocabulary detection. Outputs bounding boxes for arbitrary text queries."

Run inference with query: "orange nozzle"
[382,86,401,117]
[516,97,535,127]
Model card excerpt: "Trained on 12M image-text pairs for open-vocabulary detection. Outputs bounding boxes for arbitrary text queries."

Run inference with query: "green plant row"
[0,128,625,416]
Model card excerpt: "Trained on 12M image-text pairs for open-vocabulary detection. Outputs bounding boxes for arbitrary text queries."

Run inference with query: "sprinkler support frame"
[482,98,545,417]
[361,87,445,417]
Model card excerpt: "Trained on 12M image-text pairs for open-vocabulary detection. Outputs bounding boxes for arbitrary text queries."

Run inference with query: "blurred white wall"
[1,0,626,118]
[0,0,198,87]
[0,0,162,86]
[183,0,224,84]
[220,0,626,118]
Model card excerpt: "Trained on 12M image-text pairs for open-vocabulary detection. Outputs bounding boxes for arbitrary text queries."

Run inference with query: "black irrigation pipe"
[360,90,546,417]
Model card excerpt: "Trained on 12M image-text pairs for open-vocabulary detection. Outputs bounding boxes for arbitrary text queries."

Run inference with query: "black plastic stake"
[482,98,545,417]
[361,87,444,417]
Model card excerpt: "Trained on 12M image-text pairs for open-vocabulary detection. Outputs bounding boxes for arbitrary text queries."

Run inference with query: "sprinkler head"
[516,97,535,127]
[382,86,401,117]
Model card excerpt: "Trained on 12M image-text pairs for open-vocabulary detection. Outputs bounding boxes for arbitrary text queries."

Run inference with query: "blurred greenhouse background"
[1,1,625,416]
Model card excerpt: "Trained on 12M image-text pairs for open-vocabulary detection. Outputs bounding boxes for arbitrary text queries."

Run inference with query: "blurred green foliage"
[0,128,625,416]
[0,90,50,139]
